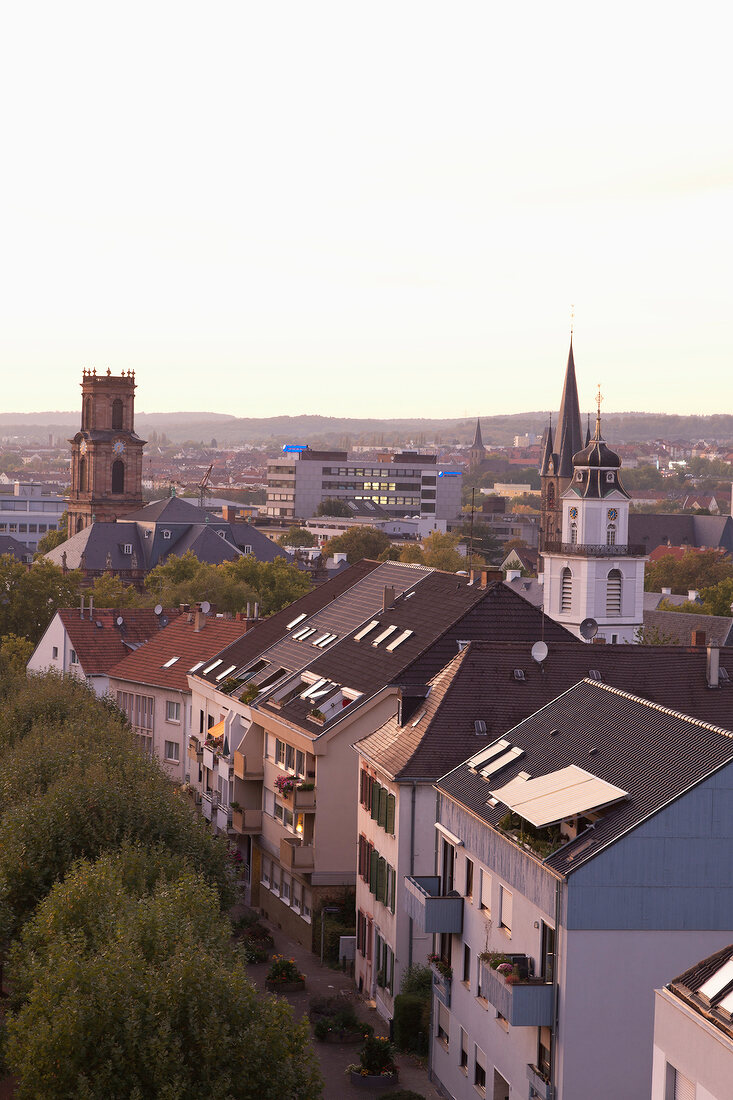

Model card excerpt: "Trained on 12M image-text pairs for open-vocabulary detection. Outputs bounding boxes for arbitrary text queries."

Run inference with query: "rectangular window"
[465,858,474,898]
[436,1002,450,1047]
[296,749,305,777]
[70,649,78,665]
[474,1046,486,1093]
[261,857,271,887]
[459,1027,468,1072]
[463,942,471,984]
[274,801,284,822]
[441,840,455,895]
[164,740,180,762]
[276,739,286,766]
[480,870,491,914]
[166,700,181,722]
[499,885,513,933]
[281,874,291,903]
[385,792,396,834]
[378,786,388,829]
[285,744,295,771]
[52,646,59,659]
[371,781,381,821]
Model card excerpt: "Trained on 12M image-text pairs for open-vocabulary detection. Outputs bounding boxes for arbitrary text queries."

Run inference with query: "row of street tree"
[0,672,322,1099]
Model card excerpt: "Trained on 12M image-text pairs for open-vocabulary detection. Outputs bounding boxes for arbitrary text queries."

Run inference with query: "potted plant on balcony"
[274,774,298,798]
[307,707,325,726]
[241,684,259,705]
[346,1034,398,1090]
[427,953,452,982]
[265,954,306,993]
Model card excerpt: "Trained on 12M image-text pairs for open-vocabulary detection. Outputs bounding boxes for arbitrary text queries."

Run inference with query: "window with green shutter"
[371,782,381,820]
[377,856,386,902]
[378,786,388,828]
[386,793,395,834]
[389,866,396,914]
[370,849,379,895]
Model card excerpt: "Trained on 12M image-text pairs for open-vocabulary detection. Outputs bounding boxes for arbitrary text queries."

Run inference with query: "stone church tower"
[469,418,486,469]
[539,338,584,552]
[67,369,146,534]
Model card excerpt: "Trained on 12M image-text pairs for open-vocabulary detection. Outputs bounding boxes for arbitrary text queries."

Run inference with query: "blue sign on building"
[282,444,308,453]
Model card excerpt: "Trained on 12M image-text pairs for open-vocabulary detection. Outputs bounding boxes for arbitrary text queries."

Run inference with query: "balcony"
[403,876,463,935]
[234,752,264,781]
[481,961,553,1027]
[544,541,646,558]
[201,793,213,821]
[202,746,216,771]
[431,964,452,1008]
[232,807,263,834]
[280,836,315,871]
[216,805,230,833]
[527,1064,553,1100]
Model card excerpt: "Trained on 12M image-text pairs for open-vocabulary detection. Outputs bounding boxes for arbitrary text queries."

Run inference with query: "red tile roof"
[107,613,249,691]
[57,608,181,675]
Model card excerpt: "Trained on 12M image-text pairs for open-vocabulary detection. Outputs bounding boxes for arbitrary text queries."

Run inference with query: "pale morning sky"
[0,2,730,420]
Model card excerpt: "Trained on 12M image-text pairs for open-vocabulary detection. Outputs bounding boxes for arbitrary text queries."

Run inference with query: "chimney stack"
[89,595,94,621]
[80,595,85,619]
[382,586,395,613]
[707,646,720,689]
[506,569,522,583]
[692,630,706,647]
[688,589,700,603]
[194,607,206,632]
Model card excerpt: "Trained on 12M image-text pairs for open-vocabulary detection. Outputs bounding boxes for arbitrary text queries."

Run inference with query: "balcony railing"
[280,836,315,871]
[232,808,263,834]
[403,876,463,935]
[431,964,452,1008]
[544,541,647,558]
[234,752,264,781]
[527,1064,553,1100]
[481,959,553,1027]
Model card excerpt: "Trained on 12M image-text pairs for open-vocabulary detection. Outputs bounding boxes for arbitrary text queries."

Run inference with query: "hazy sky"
[1,2,731,420]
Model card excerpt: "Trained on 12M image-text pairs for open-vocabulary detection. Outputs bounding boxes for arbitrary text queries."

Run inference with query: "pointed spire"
[556,336,583,478]
[540,419,554,476]
[585,412,591,447]
[471,418,485,452]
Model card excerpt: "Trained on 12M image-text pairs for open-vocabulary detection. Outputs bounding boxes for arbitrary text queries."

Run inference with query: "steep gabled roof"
[471,418,485,452]
[437,677,733,876]
[539,422,554,476]
[121,497,214,524]
[556,338,583,479]
[108,613,248,691]
[54,607,180,675]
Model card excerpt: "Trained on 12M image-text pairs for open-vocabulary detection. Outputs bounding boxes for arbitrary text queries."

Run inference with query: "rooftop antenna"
[468,487,475,572]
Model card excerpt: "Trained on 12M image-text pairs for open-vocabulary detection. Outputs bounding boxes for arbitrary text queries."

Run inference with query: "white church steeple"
[542,387,647,644]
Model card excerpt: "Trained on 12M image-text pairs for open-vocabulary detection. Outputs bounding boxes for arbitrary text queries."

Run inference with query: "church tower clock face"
[112,439,126,457]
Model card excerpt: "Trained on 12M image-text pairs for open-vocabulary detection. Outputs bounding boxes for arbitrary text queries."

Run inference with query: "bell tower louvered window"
[607,569,622,616]
[560,567,572,613]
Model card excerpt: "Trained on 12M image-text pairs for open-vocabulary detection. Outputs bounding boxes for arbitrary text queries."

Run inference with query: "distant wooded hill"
[2,410,733,448]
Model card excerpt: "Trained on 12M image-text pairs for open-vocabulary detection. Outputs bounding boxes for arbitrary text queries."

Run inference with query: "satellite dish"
[116,616,124,627]
[531,640,548,663]
[201,601,211,614]
[160,616,169,627]
[154,603,163,616]
[580,617,599,641]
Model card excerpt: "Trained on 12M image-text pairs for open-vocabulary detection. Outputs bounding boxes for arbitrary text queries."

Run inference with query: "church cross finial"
[595,384,603,438]
[570,304,574,337]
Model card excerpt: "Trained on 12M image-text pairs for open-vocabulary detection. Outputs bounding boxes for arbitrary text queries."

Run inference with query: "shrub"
[400,963,432,997]
[267,954,304,983]
[393,992,429,1054]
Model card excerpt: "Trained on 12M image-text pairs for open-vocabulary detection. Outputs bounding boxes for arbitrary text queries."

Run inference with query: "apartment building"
[27,601,177,696]
[355,641,733,1026]
[107,607,248,780]
[414,680,733,1100]
[0,481,66,550]
[187,559,573,944]
[265,447,462,523]
[652,944,733,1100]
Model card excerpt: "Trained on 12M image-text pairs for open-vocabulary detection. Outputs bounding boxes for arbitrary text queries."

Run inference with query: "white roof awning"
[489,765,628,828]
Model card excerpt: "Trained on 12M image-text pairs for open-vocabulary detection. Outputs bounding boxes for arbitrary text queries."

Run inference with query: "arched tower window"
[78,457,87,493]
[570,522,578,545]
[83,398,92,429]
[607,569,622,615]
[606,524,616,546]
[112,398,123,430]
[76,515,84,534]
[112,460,125,494]
[547,483,555,509]
[560,566,572,613]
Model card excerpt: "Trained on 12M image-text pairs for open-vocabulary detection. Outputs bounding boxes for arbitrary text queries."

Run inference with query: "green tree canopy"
[277,526,317,547]
[144,551,310,616]
[644,549,733,594]
[36,511,68,555]
[324,526,391,564]
[420,532,466,572]
[0,556,80,644]
[315,497,352,517]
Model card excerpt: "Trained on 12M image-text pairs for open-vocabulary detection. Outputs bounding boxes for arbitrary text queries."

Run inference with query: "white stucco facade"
[652,986,732,1100]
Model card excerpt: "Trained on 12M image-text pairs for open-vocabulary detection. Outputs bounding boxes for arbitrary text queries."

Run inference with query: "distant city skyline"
[1,4,730,419]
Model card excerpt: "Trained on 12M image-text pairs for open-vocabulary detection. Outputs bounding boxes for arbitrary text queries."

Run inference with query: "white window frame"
[164,740,180,763]
[166,700,181,723]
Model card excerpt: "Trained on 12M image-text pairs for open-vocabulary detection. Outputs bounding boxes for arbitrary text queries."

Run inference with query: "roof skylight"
[699,958,733,1002]
[480,745,524,778]
[216,664,237,681]
[189,660,205,673]
[203,659,222,675]
[162,656,180,668]
[467,739,510,771]
[386,629,413,652]
[301,678,328,700]
[287,613,307,630]
[312,632,338,648]
[354,620,379,642]
[372,625,398,647]
[292,626,316,641]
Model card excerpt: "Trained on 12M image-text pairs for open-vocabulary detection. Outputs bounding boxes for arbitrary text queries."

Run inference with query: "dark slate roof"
[0,535,33,561]
[122,497,214,524]
[53,607,180,675]
[189,559,382,684]
[357,640,733,782]
[169,524,242,564]
[667,944,733,1042]
[628,513,733,557]
[503,576,544,607]
[555,339,583,479]
[642,609,733,647]
[539,422,554,477]
[108,613,248,691]
[437,678,733,877]
[45,523,145,572]
[566,417,629,501]
[472,418,485,451]
[228,523,286,561]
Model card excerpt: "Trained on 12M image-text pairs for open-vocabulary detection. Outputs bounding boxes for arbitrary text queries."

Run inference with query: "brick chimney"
[692,630,706,646]
[707,646,720,688]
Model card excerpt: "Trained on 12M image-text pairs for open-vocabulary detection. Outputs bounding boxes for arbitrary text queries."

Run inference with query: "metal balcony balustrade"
[544,541,646,557]
[403,875,464,934]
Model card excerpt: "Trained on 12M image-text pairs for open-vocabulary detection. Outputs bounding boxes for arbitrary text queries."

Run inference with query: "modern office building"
[265,448,462,523]
[0,481,66,551]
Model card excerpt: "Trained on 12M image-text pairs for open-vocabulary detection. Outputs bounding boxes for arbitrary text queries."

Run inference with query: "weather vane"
[570,304,574,336]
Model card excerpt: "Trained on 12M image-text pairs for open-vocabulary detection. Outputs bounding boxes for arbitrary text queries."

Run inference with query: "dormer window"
[123,543,133,554]
[606,472,614,483]
[163,530,171,540]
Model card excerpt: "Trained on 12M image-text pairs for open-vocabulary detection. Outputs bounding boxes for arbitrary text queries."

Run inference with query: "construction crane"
[198,463,214,512]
